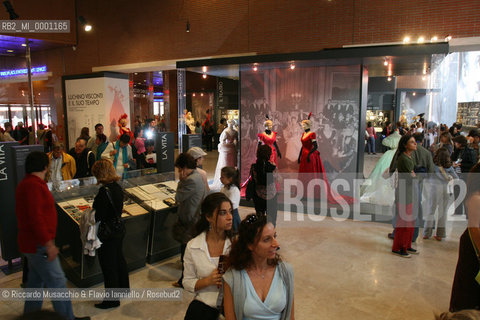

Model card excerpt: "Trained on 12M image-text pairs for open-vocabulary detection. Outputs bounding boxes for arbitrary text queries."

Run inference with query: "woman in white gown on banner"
[360,128,402,206]
[211,120,238,190]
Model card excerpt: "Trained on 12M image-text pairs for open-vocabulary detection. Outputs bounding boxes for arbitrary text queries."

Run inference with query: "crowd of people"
[11,113,480,319]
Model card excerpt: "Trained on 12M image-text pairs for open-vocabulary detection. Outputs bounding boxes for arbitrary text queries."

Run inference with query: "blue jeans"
[232,208,241,232]
[24,246,74,320]
[367,136,375,153]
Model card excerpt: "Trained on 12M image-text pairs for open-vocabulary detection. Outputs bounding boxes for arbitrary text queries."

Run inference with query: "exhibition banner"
[64,73,130,149]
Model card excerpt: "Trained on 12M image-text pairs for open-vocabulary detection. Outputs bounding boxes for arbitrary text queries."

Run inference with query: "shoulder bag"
[97,186,126,242]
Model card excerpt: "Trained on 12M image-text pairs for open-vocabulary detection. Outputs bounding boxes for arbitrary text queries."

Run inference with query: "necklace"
[250,268,267,279]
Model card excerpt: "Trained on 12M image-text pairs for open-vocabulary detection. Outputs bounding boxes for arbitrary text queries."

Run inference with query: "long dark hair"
[194,193,233,238]
[226,213,280,271]
[221,166,240,189]
[466,163,480,201]
[389,133,413,173]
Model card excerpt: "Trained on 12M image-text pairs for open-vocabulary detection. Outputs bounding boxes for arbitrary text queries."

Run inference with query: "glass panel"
[0,105,9,127]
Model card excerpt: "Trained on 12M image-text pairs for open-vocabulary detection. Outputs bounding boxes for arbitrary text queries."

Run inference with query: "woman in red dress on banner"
[298,113,354,204]
[257,116,282,166]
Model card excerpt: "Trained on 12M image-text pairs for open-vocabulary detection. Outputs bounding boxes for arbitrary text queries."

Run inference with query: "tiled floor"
[0,150,465,319]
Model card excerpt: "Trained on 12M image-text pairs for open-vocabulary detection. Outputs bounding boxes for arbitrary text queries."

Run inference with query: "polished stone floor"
[0,205,466,319]
[0,150,466,319]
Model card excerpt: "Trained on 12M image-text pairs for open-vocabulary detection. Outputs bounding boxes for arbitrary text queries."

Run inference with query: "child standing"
[423,147,458,240]
[220,166,241,232]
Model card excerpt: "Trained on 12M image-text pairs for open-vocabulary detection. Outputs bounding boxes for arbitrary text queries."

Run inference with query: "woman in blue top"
[223,213,294,320]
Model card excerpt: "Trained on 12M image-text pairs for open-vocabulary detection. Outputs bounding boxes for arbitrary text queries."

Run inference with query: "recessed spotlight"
[21,43,26,47]
[290,63,295,70]
[7,49,13,53]
[192,93,196,97]
[422,76,427,81]
[253,65,258,72]
[202,74,207,79]
[200,93,204,97]
[143,80,146,82]
[387,77,392,81]
[431,36,438,42]
[134,72,138,75]
[412,92,416,96]
[202,66,207,72]
[403,36,410,44]
[445,35,452,42]
[84,24,92,32]
[384,59,388,66]
[417,36,425,43]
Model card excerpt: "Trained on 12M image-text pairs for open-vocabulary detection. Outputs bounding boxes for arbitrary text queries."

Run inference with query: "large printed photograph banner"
[240,65,361,185]
[65,76,130,149]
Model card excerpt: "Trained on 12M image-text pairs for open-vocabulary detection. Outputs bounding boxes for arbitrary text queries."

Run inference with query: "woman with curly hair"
[223,213,294,320]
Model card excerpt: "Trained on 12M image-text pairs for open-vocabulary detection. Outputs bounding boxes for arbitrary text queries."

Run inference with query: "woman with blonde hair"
[91,159,130,309]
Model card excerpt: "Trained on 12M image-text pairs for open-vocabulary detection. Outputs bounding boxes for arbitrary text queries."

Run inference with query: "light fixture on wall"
[3,1,19,20]
[78,16,92,32]
[186,20,190,33]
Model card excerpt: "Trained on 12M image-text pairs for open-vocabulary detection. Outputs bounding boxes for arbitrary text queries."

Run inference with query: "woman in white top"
[220,166,241,232]
[183,193,233,320]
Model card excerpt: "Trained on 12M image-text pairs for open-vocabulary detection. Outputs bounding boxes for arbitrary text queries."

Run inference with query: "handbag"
[97,186,126,242]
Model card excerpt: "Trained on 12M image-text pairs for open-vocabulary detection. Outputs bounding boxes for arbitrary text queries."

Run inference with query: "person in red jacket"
[15,151,89,320]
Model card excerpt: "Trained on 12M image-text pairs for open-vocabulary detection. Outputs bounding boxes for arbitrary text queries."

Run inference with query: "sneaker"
[407,248,419,254]
[387,233,395,240]
[433,236,442,241]
[392,250,411,258]
[423,236,430,240]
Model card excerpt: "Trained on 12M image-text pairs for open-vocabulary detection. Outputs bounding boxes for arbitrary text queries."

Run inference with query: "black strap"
[104,186,121,216]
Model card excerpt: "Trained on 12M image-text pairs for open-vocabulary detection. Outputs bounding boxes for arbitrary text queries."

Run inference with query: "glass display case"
[52,171,179,287]
[121,170,180,263]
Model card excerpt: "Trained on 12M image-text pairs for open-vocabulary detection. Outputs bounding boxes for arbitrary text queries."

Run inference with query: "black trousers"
[97,235,130,300]
[177,243,187,285]
[253,193,278,227]
[185,300,219,320]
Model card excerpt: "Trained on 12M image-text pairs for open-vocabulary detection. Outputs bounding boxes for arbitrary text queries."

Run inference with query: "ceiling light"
[445,35,452,42]
[21,43,26,47]
[78,16,93,32]
[144,80,146,82]
[186,20,190,33]
[202,74,207,79]
[6,49,13,53]
[387,77,392,81]
[412,92,416,96]
[134,73,138,75]
[192,93,196,97]
[290,63,295,70]
[384,58,388,66]
[201,93,204,97]
[403,36,410,44]
[417,36,425,43]
[431,36,438,42]
[253,64,258,72]
[202,66,207,72]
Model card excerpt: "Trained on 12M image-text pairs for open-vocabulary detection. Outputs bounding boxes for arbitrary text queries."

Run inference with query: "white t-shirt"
[220,185,240,209]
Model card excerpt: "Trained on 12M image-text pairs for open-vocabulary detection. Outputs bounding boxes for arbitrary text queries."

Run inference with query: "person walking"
[15,151,90,320]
